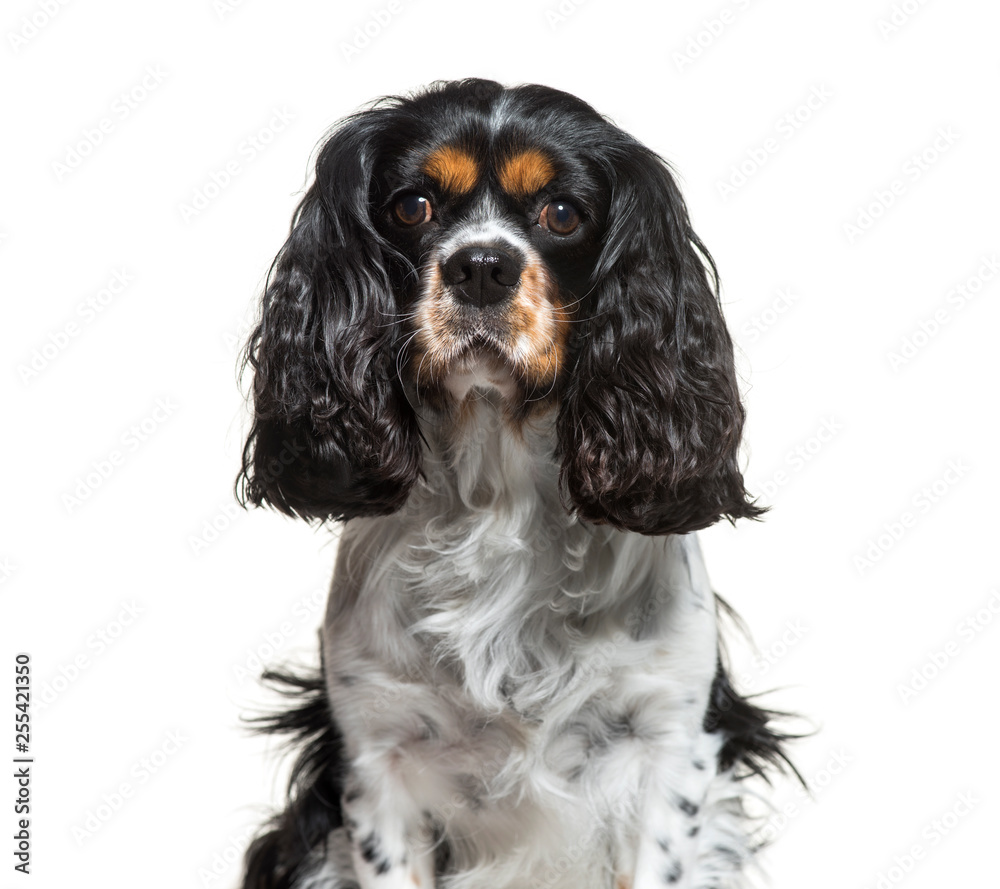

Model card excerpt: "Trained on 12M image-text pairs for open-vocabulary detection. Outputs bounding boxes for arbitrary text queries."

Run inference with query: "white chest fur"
[319,398,728,888]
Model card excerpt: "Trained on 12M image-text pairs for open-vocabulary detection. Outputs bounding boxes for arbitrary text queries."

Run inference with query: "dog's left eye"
[393,193,433,226]
[539,200,581,236]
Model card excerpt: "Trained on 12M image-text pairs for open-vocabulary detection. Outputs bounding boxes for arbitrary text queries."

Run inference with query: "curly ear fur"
[558,144,765,535]
[237,112,421,521]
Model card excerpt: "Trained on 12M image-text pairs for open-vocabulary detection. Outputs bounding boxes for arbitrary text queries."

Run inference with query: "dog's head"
[238,78,763,535]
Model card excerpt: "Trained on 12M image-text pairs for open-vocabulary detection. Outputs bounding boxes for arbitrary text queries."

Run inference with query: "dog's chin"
[440,346,521,404]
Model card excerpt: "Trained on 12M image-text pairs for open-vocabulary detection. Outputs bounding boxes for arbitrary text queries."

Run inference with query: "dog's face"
[238,80,764,535]
[370,109,607,409]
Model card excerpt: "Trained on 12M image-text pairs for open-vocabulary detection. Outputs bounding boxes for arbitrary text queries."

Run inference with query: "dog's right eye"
[393,193,433,226]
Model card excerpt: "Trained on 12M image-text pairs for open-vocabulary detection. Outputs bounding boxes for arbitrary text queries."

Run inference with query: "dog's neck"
[334,390,696,717]
[416,388,563,517]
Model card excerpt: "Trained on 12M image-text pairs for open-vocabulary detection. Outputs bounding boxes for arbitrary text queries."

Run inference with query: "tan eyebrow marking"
[498,149,556,195]
[422,145,479,195]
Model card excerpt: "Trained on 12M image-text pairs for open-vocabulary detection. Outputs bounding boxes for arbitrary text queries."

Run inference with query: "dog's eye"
[393,193,432,226]
[539,201,580,236]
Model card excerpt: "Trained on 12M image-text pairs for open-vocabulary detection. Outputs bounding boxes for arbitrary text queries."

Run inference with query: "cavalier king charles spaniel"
[237,78,797,889]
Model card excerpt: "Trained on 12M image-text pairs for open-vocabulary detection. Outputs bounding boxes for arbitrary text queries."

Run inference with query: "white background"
[2,0,998,887]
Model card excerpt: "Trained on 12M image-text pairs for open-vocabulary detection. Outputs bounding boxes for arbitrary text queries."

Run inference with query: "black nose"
[441,246,524,308]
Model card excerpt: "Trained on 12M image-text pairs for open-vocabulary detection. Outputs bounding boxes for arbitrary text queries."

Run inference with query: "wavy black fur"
[702,598,805,787]
[236,107,423,522]
[556,135,765,535]
[702,663,804,787]
[242,669,346,889]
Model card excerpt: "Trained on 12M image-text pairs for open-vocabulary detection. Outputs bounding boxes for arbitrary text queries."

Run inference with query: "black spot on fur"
[607,713,635,740]
[432,823,453,877]
[711,845,744,867]
[337,674,358,686]
[688,824,700,838]
[676,797,699,817]
[239,667,345,889]
[359,833,379,863]
[359,833,391,875]
[665,861,683,884]
[656,836,670,852]
[692,759,706,771]
[455,773,485,811]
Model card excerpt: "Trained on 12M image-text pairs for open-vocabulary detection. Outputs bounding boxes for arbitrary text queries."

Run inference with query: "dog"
[237,78,797,889]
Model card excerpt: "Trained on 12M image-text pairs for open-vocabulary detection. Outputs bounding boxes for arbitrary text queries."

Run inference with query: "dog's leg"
[341,768,436,889]
[622,733,728,889]
[627,790,700,888]
[625,755,754,889]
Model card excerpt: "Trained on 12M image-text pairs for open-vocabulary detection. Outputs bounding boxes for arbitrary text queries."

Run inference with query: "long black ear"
[237,113,421,521]
[558,144,764,535]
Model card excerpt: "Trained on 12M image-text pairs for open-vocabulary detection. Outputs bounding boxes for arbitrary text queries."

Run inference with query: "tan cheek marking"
[508,260,570,388]
[498,149,555,196]
[410,264,468,388]
[423,145,478,195]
